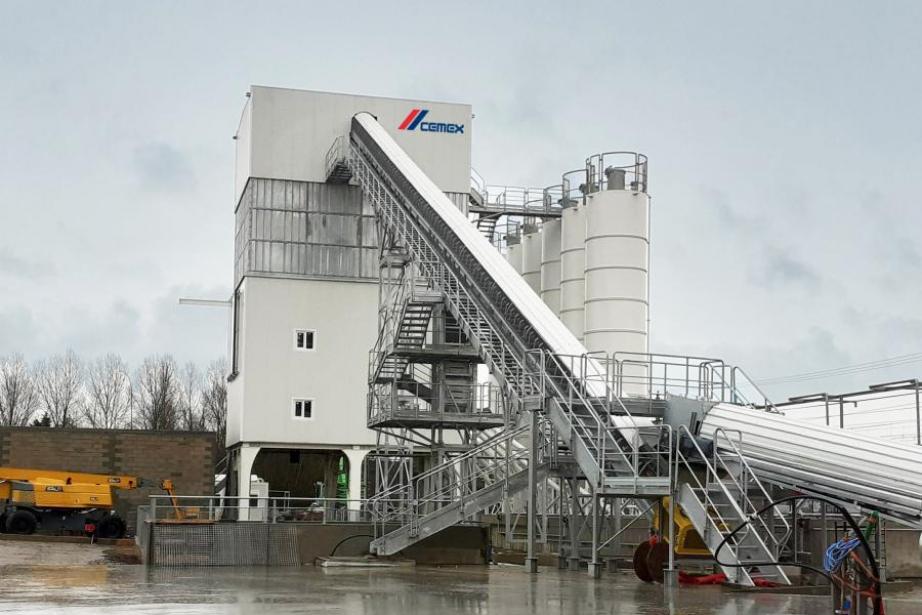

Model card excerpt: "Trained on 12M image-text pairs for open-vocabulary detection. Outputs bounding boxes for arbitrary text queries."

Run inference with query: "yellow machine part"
[655,497,710,557]
[0,467,141,489]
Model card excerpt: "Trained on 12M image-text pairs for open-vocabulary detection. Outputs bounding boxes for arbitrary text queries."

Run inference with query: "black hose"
[329,533,374,557]
[713,495,883,614]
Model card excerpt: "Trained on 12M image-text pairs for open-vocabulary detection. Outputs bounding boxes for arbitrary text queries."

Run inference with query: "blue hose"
[824,537,861,572]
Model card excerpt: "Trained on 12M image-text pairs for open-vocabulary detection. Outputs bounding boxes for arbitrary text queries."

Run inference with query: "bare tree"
[83,354,133,429]
[35,351,83,427]
[0,354,39,426]
[201,359,228,452]
[178,362,203,431]
[134,355,179,430]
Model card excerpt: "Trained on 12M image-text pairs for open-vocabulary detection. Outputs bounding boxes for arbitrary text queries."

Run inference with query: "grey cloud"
[132,142,196,193]
[752,249,821,288]
[0,248,55,280]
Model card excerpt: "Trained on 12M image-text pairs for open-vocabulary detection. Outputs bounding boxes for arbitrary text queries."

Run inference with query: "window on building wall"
[294,329,315,351]
[293,398,313,420]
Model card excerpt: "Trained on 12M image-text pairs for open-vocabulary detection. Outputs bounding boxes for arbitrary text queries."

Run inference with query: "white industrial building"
[225,87,472,505]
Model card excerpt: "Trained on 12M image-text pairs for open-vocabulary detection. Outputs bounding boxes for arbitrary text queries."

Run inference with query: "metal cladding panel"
[560,205,586,341]
[700,404,922,525]
[506,242,523,274]
[352,113,606,393]
[540,219,562,317]
[583,190,649,358]
[521,231,542,294]
[238,86,471,202]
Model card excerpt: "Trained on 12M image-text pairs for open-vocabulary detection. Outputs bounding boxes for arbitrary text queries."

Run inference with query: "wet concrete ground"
[0,563,920,614]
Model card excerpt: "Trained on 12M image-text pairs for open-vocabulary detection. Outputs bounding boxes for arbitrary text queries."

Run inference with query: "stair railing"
[710,427,789,557]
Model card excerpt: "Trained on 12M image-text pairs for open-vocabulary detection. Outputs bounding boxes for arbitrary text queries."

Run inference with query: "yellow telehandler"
[0,467,180,539]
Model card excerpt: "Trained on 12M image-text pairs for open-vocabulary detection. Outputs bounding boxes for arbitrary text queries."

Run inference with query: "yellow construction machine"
[0,467,179,539]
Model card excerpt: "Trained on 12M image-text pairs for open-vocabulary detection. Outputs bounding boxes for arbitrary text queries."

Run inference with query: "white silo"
[506,233,524,275]
[540,219,562,316]
[520,226,542,295]
[583,156,650,394]
[559,204,586,341]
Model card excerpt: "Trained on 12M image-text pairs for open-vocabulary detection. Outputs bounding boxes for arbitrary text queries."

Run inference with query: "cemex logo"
[398,109,464,134]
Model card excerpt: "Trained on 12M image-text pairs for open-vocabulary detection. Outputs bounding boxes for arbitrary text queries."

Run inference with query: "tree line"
[0,352,227,447]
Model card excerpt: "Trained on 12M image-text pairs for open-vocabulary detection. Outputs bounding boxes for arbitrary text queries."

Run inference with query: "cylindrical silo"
[540,219,562,316]
[505,234,523,275]
[521,227,542,295]
[559,204,586,341]
[583,172,650,394]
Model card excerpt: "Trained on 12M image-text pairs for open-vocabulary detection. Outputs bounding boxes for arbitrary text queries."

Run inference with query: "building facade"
[226,87,472,505]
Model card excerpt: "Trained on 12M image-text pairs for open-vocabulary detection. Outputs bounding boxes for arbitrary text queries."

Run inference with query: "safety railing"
[585,151,648,193]
[611,352,777,410]
[142,496,408,525]
[367,379,511,427]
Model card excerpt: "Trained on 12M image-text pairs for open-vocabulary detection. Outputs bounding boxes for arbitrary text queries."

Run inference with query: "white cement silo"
[540,219,562,316]
[559,205,586,341]
[521,228,542,295]
[505,234,523,275]
[583,165,650,393]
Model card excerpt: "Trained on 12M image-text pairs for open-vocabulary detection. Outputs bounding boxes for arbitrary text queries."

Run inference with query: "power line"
[758,352,922,385]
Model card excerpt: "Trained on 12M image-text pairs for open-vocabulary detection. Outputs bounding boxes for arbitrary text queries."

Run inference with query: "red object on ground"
[678,571,728,585]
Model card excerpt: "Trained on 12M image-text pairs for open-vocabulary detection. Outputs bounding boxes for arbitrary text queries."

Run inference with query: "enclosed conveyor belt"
[351,112,601,389]
[349,113,661,492]
[700,404,922,527]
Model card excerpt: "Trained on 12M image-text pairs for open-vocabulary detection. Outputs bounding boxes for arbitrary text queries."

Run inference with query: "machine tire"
[0,513,7,533]
[633,542,654,582]
[5,509,38,535]
[96,515,126,539]
[646,541,669,583]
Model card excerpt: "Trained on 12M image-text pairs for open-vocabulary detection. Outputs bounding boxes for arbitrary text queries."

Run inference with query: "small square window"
[294,329,315,351]
[293,398,313,420]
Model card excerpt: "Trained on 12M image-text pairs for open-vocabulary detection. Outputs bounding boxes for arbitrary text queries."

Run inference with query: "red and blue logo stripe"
[398,108,429,131]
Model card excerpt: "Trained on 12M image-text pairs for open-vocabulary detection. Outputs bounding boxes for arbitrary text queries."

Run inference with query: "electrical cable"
[712,495,884,615]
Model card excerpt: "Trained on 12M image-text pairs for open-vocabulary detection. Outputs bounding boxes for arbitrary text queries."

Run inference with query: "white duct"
[700,403,922,526]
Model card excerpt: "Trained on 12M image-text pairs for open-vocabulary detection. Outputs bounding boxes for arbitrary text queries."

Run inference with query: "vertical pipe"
[588,489,601,578]
[839,399,845,430]
[569,477,580,571]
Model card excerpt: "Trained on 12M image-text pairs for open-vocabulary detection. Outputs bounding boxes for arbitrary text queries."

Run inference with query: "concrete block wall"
[0,426,216,532]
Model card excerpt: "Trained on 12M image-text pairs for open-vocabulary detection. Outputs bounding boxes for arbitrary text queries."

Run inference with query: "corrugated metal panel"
[700,404,922,525]
[234,178,376,284]
[234,180,468,285]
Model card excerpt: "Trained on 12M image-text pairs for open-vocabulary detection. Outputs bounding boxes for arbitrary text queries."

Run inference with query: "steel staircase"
[370,421,551,555]
[475,214,500,243]
[675,425,791,586]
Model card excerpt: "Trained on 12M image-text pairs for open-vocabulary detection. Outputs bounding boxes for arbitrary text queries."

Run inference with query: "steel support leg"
[525,410,538,574]
[568,477,580,571]
[663,494,678,588]
[588,489,602,578]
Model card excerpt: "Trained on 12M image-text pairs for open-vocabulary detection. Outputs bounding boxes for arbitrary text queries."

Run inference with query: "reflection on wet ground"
[1,563,920,614]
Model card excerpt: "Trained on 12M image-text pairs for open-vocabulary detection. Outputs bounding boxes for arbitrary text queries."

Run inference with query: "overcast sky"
[2,1,921,402]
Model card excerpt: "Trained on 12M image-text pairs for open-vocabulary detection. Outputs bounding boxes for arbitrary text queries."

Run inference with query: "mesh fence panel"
[152,523,300,567]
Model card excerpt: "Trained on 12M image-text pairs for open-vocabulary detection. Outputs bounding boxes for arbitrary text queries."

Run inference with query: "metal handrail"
[710,427,789,555]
